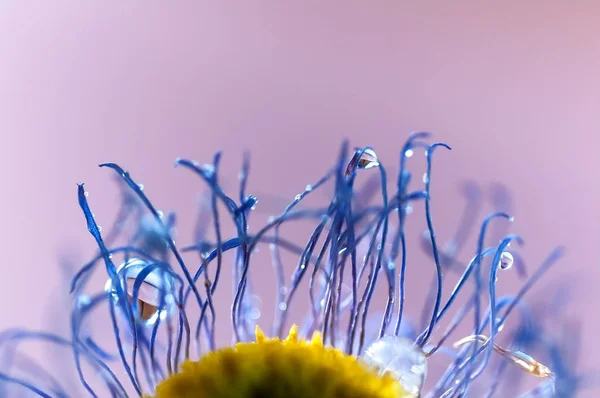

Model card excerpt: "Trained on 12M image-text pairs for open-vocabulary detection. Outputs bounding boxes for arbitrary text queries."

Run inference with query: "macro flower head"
[0,133,589,397]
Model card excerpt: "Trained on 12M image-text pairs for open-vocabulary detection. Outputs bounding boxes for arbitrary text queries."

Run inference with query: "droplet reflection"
[499,251,514,270]
[104,258,176,326]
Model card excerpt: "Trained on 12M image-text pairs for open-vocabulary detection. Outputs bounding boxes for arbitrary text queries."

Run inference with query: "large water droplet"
[357,148,380,170]
[105,258,176,326]
[361,335,427,397]
[346,147,380,177]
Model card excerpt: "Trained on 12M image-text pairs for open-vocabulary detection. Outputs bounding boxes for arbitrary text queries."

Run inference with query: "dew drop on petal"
[360,335,427,397]
[405,149,414,158]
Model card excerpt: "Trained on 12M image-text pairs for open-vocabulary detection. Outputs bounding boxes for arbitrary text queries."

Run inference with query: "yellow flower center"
[151,324,409,398]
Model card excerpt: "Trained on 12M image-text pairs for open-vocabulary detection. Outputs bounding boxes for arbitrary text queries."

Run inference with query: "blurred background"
[0,1,598,396]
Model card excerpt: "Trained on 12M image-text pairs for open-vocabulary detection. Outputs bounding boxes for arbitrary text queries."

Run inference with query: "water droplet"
[405,205,413,215]
[137,183,144,191]
[295,194,302,201]
[496,317,505,332]
[97,226,102,232]
[76,295,91,307]
[300,263,306,270]
[249,308,261,320]
[357,148,380,170]
[305,184,313,192]
[422,173,429,184]
[105,258,176,326]
[202,164,215,177]
[238,172,245,180]
[84,191,89,197]
[405,149,414,158]
[278,302,287,311]
[498,251,514,270]
[157,210,164,219]
[361,335,427,397]
[268,216,276,223]
[346,147,380,177]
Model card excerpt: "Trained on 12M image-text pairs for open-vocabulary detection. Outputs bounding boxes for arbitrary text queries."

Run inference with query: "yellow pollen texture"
[151,324,409,398]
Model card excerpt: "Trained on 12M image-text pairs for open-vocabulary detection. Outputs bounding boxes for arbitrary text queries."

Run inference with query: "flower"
[152,324,407,398]
[0,133,585,397]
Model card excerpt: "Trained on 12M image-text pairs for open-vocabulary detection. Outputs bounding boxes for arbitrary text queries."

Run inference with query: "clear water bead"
[357,148,380,170]
[105,258,176,326]
[498,251,514,270]
[360,335,427,397]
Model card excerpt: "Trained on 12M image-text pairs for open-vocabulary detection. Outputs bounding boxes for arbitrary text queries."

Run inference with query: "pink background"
[0,1,598,396]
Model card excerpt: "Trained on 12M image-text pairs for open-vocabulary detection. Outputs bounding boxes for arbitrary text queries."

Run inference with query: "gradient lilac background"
[0,2,598,396]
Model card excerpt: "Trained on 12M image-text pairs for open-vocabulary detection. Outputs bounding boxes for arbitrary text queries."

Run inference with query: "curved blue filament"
[472,234,524,379]
[0,372,53,398]
[77,184,142,396]
[1,135,571,398]
[433,247,564,395]
[416,142,451,347]
[461,212,513,387]
[173,157,251,342]
[99,164,207,347]
[69,293,128,397]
